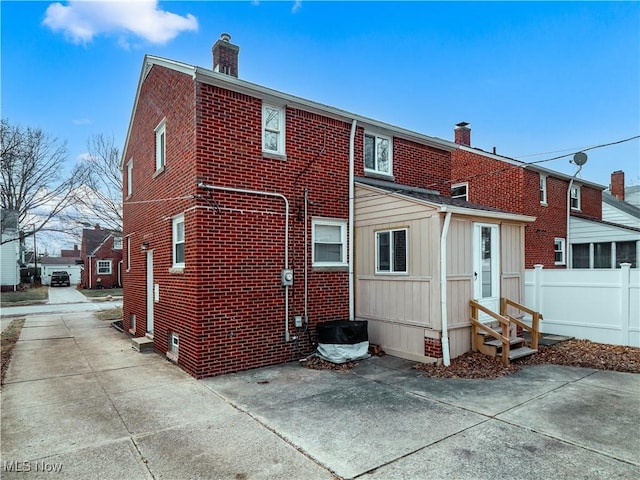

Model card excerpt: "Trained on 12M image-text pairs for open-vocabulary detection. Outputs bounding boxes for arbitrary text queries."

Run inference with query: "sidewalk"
[2,311,639,479]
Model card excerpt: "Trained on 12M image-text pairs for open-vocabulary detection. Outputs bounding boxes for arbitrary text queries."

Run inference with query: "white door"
[146,250,154,335]
[473,223,500,322]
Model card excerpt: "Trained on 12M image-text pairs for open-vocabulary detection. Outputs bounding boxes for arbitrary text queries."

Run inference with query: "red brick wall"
[83,238,123,289]
[424,337,443,359]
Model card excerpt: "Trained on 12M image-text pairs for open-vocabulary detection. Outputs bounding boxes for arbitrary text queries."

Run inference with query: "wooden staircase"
[470,298,542,366]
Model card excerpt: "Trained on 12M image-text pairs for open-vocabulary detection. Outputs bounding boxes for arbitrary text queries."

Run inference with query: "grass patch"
[96,307,123,321]
[80,288,123,298]
[0,287,48,305]
[1,318,25,387]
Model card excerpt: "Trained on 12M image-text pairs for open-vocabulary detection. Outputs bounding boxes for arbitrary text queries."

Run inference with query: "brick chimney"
[610,170,625,200]
[454,122,471,146]
[212,33,239,78]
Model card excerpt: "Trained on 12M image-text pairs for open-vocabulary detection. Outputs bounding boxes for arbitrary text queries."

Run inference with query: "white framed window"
[173,214,185,267]
[155,118,166,171]
[113,237,123,250]
[129,314,136,333]
[376,228,408,274]
[127,159,133,196]
[126,236,131,272]
[570,185,581,210]
[554,238,566,265]
[169,332,179,354]
[451,183,468,201]
[364,132,392,175]
[312,218,347,267]
[97,260,112,275]
[262,104,285,156]
[540,175,547,205]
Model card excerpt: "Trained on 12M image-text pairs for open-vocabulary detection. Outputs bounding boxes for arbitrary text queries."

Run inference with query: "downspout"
[197,182,291,341]
[304,188,309,324]
[88,255,92,289]
[440,210,452,366]
[349,119,357,321]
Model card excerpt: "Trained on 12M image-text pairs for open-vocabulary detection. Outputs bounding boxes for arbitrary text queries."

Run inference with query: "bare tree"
[69,133,122,232]
[1,119,80,244]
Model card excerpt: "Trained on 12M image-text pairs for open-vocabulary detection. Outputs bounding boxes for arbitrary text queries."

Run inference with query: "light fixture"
[141,242,149,251]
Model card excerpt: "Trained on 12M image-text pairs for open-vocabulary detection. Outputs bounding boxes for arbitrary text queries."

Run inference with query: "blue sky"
[2,0,639,193]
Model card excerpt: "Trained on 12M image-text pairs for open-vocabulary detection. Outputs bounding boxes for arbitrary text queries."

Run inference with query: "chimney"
[212,33,239,78]
[454,122,471,146]
[610,170,625,200]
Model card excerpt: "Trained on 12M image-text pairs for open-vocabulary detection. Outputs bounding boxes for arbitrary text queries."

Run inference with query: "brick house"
[450,123,606,268]
[80,226,123,289]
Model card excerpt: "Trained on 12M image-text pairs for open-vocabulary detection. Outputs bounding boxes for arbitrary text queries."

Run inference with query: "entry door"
[473,223,500,322]
[146,250,154,335]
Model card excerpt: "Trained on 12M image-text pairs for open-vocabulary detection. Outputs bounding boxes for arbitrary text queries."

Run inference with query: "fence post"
[533,264,544,314]
[620,263,631,346]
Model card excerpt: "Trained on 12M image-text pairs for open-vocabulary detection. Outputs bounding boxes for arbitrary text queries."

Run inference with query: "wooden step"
[483,337,525,349]
[509,346,538,361]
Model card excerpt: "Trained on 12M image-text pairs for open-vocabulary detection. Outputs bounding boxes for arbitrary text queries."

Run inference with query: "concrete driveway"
[1,311,639,479]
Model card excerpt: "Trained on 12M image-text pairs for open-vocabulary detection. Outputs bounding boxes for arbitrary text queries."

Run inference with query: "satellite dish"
[573,152,588,166]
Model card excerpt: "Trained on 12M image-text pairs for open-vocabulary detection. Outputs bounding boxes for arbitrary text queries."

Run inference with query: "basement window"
[364,132,392,176]
[376,228,408,274]
[167,331,179,362]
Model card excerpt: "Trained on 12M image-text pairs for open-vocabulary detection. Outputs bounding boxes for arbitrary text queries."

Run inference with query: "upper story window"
[312,218,347,267]
[113,237,123,250]
[570,185,581,210]
[540,175,547,205]
[155,118,166,172]
[451,183,468,201]
[262,104,285,156]
[364,132,392,176]
[554,238,566,265]
[126,159,133,197]
[376,228,408,274]
[173,214,185,268]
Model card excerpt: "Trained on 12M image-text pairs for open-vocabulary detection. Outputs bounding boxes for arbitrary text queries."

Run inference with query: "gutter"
[439,211,452,366]
[349,119,357,321]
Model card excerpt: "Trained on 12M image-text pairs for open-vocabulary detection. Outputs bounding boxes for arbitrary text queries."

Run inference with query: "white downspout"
[197,182,291,341]
[440,211,452,366]
[88,255,92,289]
[304,188,309,324]
[348,119,357,321]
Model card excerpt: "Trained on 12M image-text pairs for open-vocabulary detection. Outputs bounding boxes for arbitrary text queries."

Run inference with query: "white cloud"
[43,0,198,45]
[292,1,302,14]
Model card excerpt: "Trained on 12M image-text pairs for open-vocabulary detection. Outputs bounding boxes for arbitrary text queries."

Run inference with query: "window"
[364,132,392,175]
[173,215,185,267]
[97,260,112,275]
[616,241,637,268]
[594,242,612,268]
[127,159,133,196]
[554,238,566,265]
[312,219,347,266]
[570,185,581,210]
[451,183,468,201]
[572,243,590,268]
[113,237,123,250]
[129,314,136,333]
[262,104,285,156]
[155,119,166,171]
[540,175,547,204]
[126,236,131,272]
[376,228,408,274]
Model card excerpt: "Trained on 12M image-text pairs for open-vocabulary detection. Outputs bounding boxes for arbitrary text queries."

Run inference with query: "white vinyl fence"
[525,264,639,347]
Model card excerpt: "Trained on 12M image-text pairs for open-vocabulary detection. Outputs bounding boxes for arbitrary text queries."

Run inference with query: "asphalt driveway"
[1,311,638,479]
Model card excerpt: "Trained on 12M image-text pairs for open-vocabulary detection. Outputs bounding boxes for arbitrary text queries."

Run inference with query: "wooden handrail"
[470,300,511,364]
[500,298,541,350]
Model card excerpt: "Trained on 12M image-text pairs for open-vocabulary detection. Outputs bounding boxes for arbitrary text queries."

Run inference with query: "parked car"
[51,271,71,287]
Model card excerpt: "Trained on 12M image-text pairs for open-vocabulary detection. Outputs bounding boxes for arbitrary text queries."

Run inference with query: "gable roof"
[356,177,535,223]
[602,192,640,220]
[122,55,459,169]
[82,228,116,256]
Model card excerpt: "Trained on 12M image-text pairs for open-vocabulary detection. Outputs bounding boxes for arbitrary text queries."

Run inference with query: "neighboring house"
[80,226,123,289]
[61,245,81,258]
[603,170,640,228]
[121,34,533,376]
[450,123,605,269]
[1,209,20,292]
[39,256,83,286]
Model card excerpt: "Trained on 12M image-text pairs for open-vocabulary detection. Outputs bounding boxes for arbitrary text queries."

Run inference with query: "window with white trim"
[173,214,185,268]
[97,260,112,275]
[554,238,566,265]
[376,228,408,273]
[364,132,392,175]
[169,332,179,354]
[127,159,133,196]
[262,104,285,156]
[570,185,581,210]
[126,236,131,272]
[113,237,123,250]
[155,119,166,171]
[312,219,347,267]
[451,183,468,201]
[540,175,547,204]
